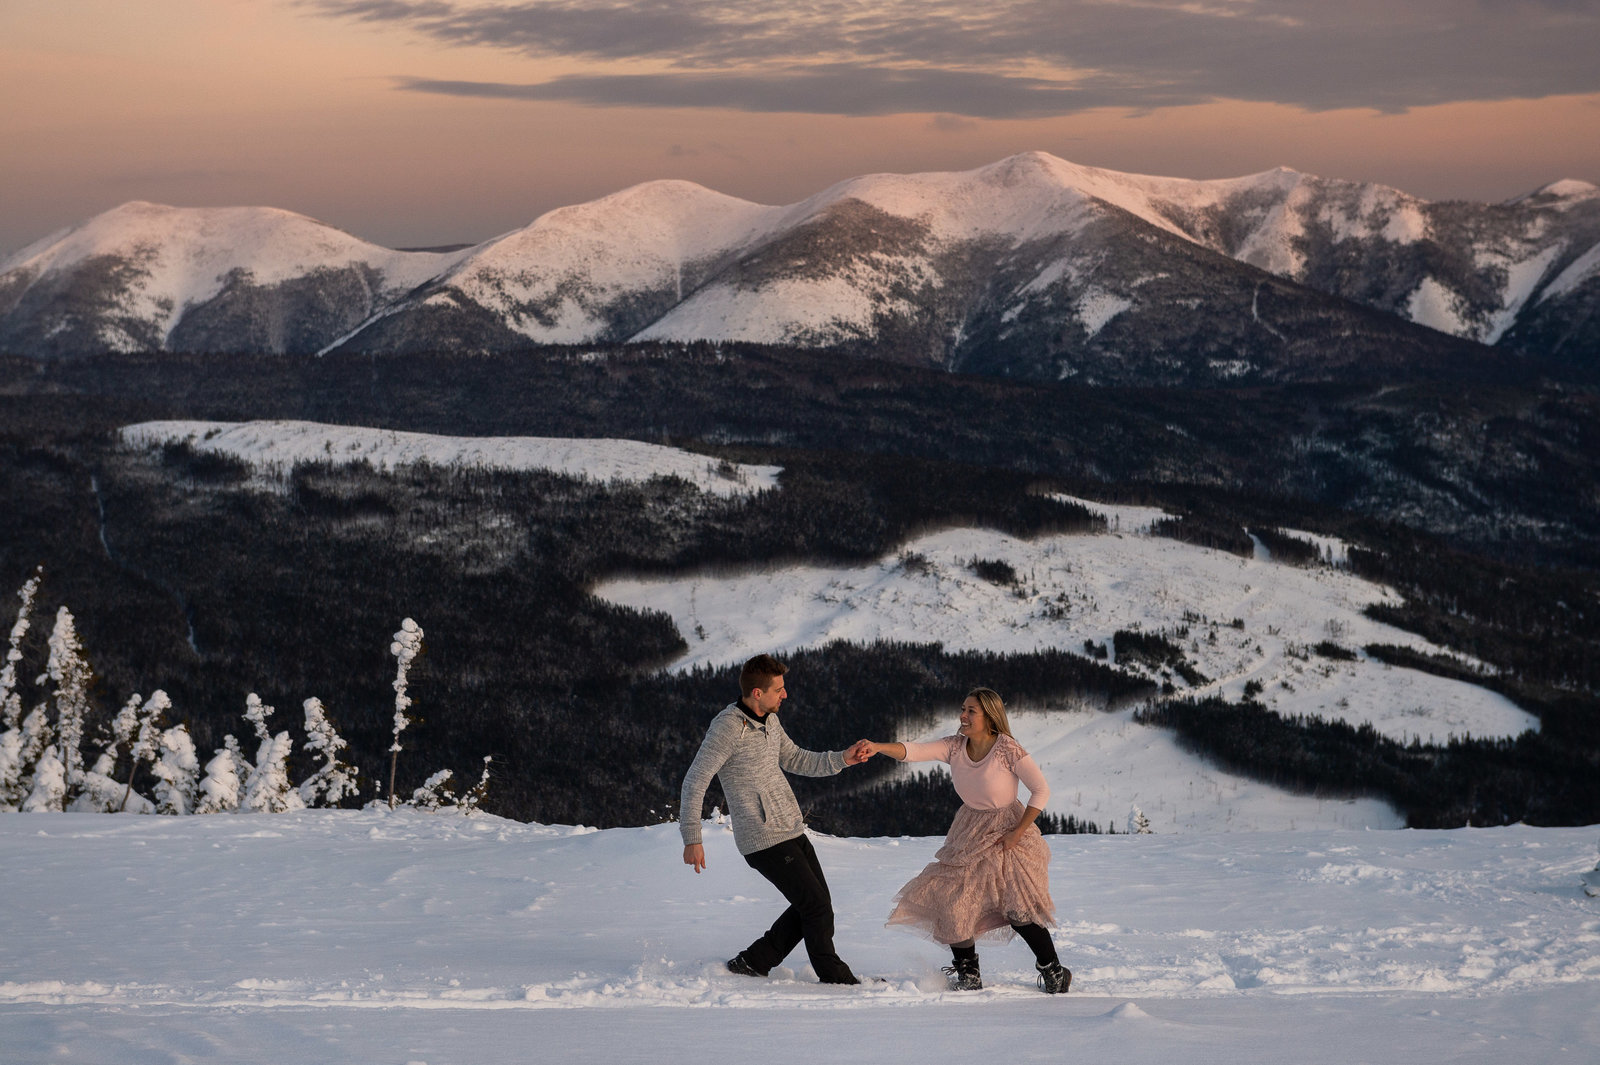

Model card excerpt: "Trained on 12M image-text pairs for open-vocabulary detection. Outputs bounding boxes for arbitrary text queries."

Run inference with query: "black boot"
[943,947,983,991]
[1035,961,1072,994]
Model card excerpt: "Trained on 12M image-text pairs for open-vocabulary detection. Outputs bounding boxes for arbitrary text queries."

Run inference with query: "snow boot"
[1036,961,1072,994]
[943,954,983,991]
[726,952,766,978]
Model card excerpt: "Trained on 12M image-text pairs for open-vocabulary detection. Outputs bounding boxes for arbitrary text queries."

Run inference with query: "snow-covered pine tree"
[71,692,145,812]
[194,735,245,814]
[1127,805,1153,834]
[387,618,424,808]
[409,768,455,810]
[151,724,200,815]
[298,697,358,808]
[0,568,41,731]
[120,690,171,812]
[0,727,24,812]
[240,695,304,813]
[0,571,43,811]
[40,606,93,799]
[5,703,54,811]
[21,743,66,812]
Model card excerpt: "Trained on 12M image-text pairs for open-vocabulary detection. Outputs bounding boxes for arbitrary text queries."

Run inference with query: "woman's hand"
[1001,825,1027,851]
[851,740,905,761]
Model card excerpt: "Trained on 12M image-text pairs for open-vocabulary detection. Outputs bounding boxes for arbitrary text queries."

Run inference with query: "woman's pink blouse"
[901,734,1050,811]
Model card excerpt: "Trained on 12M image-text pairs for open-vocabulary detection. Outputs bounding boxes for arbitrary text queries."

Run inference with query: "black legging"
[952,922,1059,966]
[741,834,857,983]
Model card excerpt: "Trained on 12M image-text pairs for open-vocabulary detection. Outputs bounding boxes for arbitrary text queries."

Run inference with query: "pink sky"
[3,0,1597,255]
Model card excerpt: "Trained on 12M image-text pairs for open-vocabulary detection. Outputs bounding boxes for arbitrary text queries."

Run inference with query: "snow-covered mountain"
[4,155,1597,379]
[0,202,468,357]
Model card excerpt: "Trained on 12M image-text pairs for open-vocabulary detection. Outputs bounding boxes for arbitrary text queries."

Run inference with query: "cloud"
[311,0,1600,116]
[394,67,1174,119]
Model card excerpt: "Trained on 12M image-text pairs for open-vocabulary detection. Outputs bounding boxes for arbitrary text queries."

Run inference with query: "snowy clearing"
[2,812,1596,1064]
[595,525,1538,832]
[118,420,782,498]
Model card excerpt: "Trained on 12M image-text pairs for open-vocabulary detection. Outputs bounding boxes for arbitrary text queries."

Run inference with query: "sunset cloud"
[313,0,1600,116]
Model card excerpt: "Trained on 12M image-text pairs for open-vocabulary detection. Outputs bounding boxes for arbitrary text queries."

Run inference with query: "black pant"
[741,835,857,983]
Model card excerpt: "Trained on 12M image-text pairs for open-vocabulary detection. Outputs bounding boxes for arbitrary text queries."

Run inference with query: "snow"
[634,274,887,346]
[1076,289,1133,337]
[1052,493,1171,535]
[595,525,1538,832]
[1,811,1597,1063]
[117,420,782,498]
[1404,277,1473,337]
[1541,239,1600,303]
[1478,243,1565,344]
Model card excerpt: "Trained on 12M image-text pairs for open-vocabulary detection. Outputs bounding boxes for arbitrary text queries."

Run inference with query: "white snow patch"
[1404,277,1472,337]
[118,420,781,498]
[634,275,886,345]
[1076,290,1133,338]
[1540,239,1600,303]
[1053,494,1171,535]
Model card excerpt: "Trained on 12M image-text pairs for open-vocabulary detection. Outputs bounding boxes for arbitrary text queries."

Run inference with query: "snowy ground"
[3,811,1597,1064]
[596,525,1537,833]
[118,421,783,498]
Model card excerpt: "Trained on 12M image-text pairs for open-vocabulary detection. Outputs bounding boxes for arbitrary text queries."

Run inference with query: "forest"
[0,345,1597,830]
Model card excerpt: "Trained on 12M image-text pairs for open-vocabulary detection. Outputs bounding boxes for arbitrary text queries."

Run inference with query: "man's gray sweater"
[679,702,847,855]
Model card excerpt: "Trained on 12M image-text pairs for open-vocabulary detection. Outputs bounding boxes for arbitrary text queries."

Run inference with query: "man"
[680,653,869,985]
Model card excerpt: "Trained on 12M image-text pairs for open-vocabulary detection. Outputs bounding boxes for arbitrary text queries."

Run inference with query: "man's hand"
[684,843,706,873]
[844,740,872,765]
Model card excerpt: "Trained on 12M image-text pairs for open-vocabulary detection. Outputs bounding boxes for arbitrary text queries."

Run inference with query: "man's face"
[750,674,787,715]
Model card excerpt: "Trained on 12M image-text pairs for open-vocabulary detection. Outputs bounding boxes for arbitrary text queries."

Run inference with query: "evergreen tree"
[0,570,42,811]
[240,695,303,814]
[121,690,171,812]
[21,744,66,812]
[1127,805,1153,834]
[409,769,455,810]
[151,725,200,815]
[298,697,359,808]
[194,737,245,814]
[387,618,424,808]
[40,606,93,799]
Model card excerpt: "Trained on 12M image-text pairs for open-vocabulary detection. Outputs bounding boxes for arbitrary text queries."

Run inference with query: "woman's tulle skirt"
[885,800,1056,944]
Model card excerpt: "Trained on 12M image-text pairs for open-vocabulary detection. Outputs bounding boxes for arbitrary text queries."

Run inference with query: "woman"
[856,687,1071,993]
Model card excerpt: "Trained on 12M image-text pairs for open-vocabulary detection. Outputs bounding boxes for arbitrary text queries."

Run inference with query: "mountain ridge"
[3,153,1596,380]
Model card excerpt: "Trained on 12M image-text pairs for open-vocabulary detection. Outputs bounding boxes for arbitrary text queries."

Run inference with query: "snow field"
[2,812,1598,1064]
[118,420,782,498]
[595,524,1539,832]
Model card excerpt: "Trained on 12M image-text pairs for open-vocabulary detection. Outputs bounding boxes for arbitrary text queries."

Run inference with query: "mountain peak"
[1509,179,1600,205]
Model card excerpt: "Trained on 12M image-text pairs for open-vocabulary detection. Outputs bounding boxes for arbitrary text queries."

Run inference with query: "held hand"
[844,740,872,765]
[684,843,706,873]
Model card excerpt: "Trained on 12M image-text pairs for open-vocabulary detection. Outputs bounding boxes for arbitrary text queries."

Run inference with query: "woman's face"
[958,697,993,738]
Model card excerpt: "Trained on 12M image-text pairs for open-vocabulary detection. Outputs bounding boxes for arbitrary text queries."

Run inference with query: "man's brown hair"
[740,653,788,698]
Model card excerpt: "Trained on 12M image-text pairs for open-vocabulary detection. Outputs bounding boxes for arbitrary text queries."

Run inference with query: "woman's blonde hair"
[966,687,1012,737]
